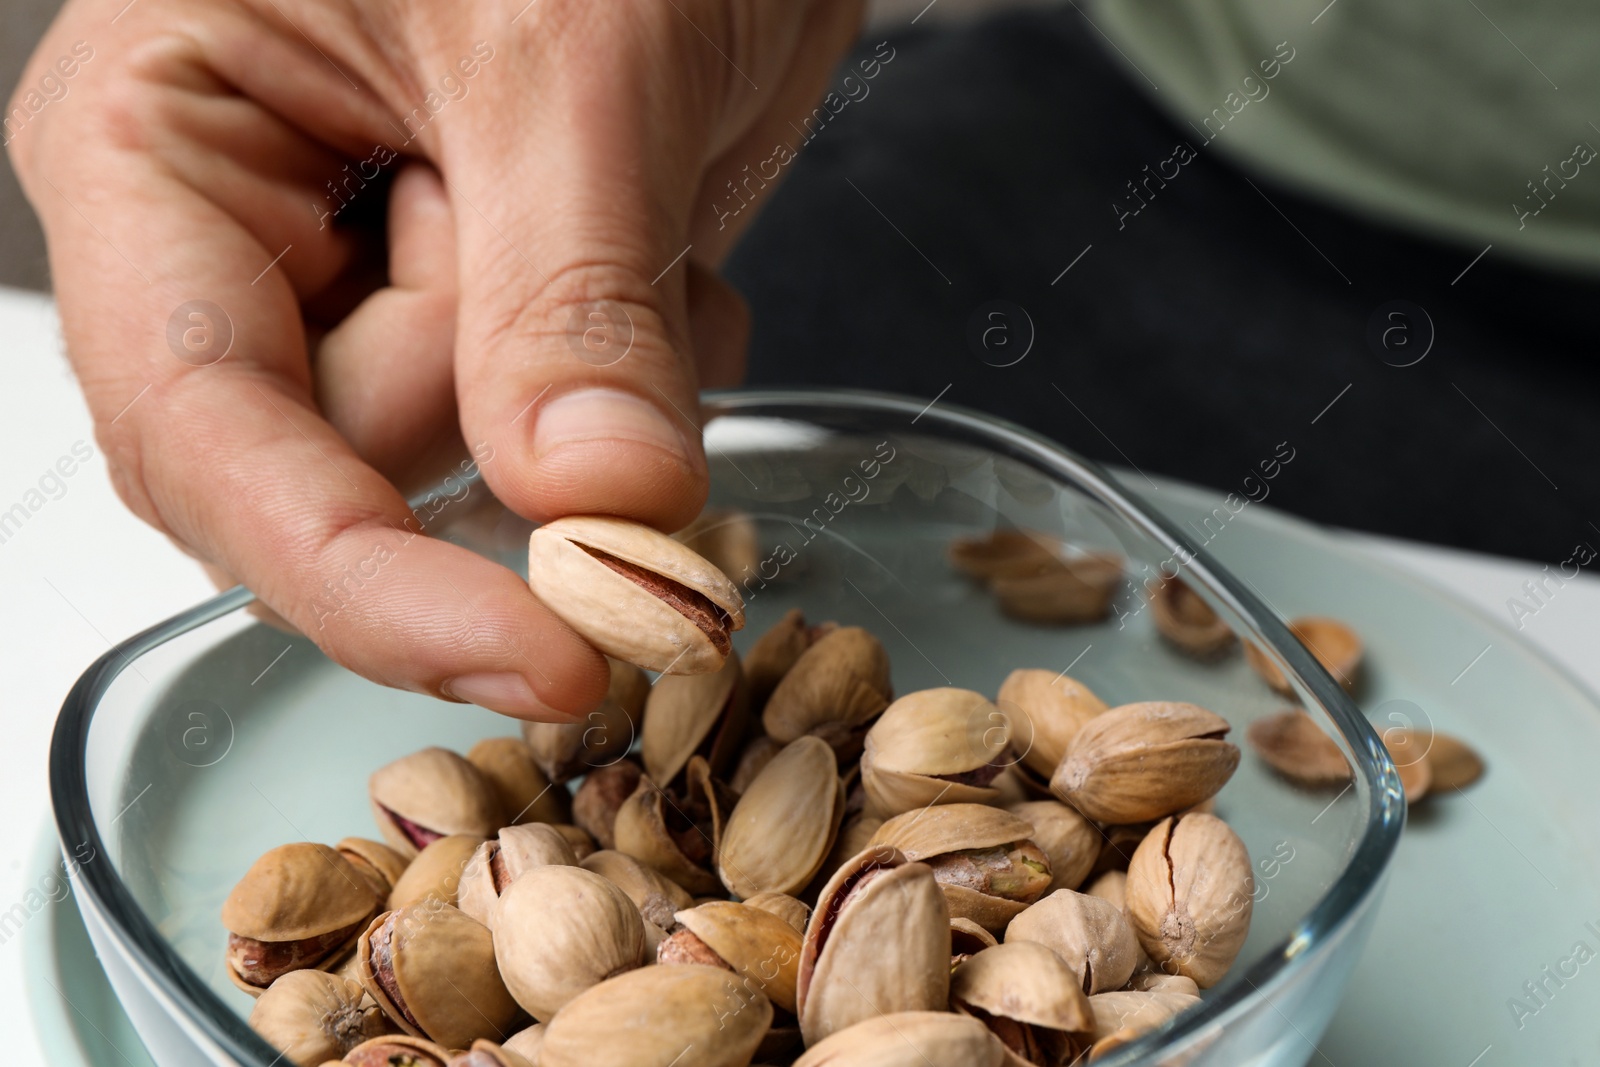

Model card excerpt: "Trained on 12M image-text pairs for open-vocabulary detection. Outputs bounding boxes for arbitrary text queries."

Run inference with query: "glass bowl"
[50,388,1403,1067]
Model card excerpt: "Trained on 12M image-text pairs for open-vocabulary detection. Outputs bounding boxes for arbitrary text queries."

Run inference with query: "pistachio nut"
[612,758,729,896]
[571,758,643,850]
[1243,616,1362,695]
[793,1011,1007,1067]
[1009,800,1101,894]
[465,736,570,826]
[1051,702,1239,825]
[491,864,645,1021]
[797,846,951,1046]
[386,834,485,911]
[762,626,892,760]
[860,688,1011,818]
[1125,814,1253,987]
[548,823,597,860]
[950,916,999,965]
[335,838,411,902]
[718,736,844,899]
[742,890,810,934]
[869,803,1050,934]
[1246,709,1352,788]
[729,734,784,794]
[527,516,745,674]
[1150,578,1235,659]
[369,747,503,859]
[1086,990,1201,1040]
[247,970,391,1067]
[343,1035,451,1067]
[949,529,1065,582]
[579,848,695,937]
[458,824,577,927]
[357,904,519,1050]
[641,650,749,785]
[538,964,772,1067]
[988,551,1122,625]
[1004,889,1141,995]
[222,843,380,994]
[996,669,1108,783]
[523,658,648,783]
[500,1024,545,1065]
[674,508,761,590]
[951,941,1095,1066]
[658,900,804,1013]
[743,608,834,711]
[449,1040,535,1067]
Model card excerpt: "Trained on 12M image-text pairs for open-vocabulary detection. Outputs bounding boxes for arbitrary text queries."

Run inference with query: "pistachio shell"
[762,627,892,749]
[357,904,519,1050]
[579,849,695,934]
[1401,728,1485,791]
[1125,814,1253,987]
[1086,990,1201,1038]
[369,748,504,859]
[571,758,644,851]
[1084,870,1127,911]
[1381,729,1436,802]
[742,608,815,710]
[949,529,1064,581]
[548,824,597,860]
[794,1011,1007,1067]
[950,916,999,964]
[538,965,772,1067]
[797,847,951,1045]
[951,942,1094,1059]
[718,736,843,898]
[870,803,1033,859]
[1005,889,1141,995]
[1150,578,1235,659]
[806,813,883,897]
[1009,800,1101,893]
[247,970,390,1066]
[989,551,1122,624]
[641,650,748,784]
[455,1039,536,1067]
[1051,702,1239,825]
[528,516,745,674]
[674,508,761,589]
[996,669,1109,781]
[343,1035,451,1067]
[611,758,728,895]
[523,658,648,783]
[1126,971,1201,996]
[1246,710,1352,787]
[222,844,379,993]
[335,838,411,902]
[868,803,1047,933]
[672,901,804,1013]
[465,737,570,826]
[491,865,645,1021]
[861,689,1010,817]
[1244,616,1363,695]
[728,735,785,794]
[458,824,578,927]
[500,1024,545,1064]
[742,891,810,934]
[386,835,485,911]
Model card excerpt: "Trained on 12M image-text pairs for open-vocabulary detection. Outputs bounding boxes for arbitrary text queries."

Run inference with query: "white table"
[1,284,1595,1060]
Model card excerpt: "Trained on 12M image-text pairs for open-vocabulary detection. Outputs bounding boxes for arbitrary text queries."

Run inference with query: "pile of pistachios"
[226,519,1268,1067]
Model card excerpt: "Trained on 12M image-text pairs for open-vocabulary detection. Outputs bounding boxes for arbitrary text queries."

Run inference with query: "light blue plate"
[29,478,1600,1066]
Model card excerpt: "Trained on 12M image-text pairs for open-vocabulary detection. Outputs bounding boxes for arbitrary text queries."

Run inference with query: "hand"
[8,0,863,720]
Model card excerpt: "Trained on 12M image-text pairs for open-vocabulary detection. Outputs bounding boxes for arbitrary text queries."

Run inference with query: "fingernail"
[533,387,691,464]
[441,672,558,718]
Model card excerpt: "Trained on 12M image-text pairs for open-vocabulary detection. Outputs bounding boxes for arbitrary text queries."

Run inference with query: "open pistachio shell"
[222,843,380,994]
[1051,702,1239,825]
[369,748,504,859]
[527,516,746,675]
[742,608,817,711]
[807,812,883,897]
[868,803,1049,933]
[797,846,951,1046]
[1243,616,1362,695]
[539,964,772,1067]
[951,942,1095,1064]
[666,900,804,1013]
[988,551,1122,625]
[729,735,785,794]
[950,917,999,965]
[1150,577,1236,659]
[742,891,810,934]
[458,824,577,927]
[762,626,892,755]
[343,1035,451,1067]
[247,970,391,1067]
[571,758,643,850]
[1009,800,1102,893]
[612,759,728,896]
[1086,990,1202,1039]
[357,904,519,1051]
[996,669,1109,782]
[580,848,695,935]
[453,1039,536,1067]
[491,865,645,1022]
[860,689,1010,818]
[335,838,411,902]
[949,529,1064,581]
[1005,889,1141,995]
[386,834,485,911]
[641,650,749,785]
[466,737,570,826]
[793,1011,1007,1067]
[524,658,648,783]
[718,736,843,899]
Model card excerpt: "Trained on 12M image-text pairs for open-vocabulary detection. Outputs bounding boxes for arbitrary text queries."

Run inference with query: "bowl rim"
[49,386,1404,1066]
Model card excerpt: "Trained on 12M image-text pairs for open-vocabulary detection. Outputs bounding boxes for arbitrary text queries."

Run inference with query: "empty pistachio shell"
[1127,971,1201,996]
[860,688,1011,818]
[807,812,883,897]
[641,650,749,785]
[571,758,642,850]
[451,1039,535,1067]
[1150,578,1235,659]
[794,1011,1007,1067]
[989,551,1122,625]
[386,835,485,911]
[951,942,1095,1064]
[729,735,785,794]
[1246,710,1352,787]
[458,824,577,927]
[1244,616,1363,695]
[580,849,695,935]
[1009,800,1101,893]
[222,843,380,994]
[1379,729,1434,802]
[1051,702,1239,825]
[742,890,810,934]
[343,1035,451,1067]
[335,839,411,902]
[996,669,1109,782]
[524,658,648,783]
[1005,889,1141,995]
[798,847,951,1046]
[743,608,824,711]
[465,737,570,826]
[612,757,730,895]
[1396,727,1485,791]
[869,803,1050,933]
[718,736,844,899]
[492,865,645,1021]
[527,516,745,674]
[1086,990,1201,1039]
[548,823,597,860]
[949,529,1064,581]
[664,900,804,1013]
[248,970,391,1067]
[357,904,519,1050]
[540,964,772,1067]
[950,917,999,965]
[369,748,503,859]
[762,627,892,757]
[1125,814,1253,987]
